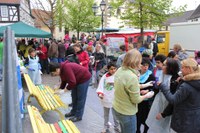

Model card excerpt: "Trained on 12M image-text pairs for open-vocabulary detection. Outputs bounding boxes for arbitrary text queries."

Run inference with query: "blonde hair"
[181,58,199,72]
[173,44,183,51]
[95,44,104,53]
[122,49,142,69]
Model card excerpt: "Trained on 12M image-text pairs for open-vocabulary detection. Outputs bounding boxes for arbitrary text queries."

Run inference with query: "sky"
[31,0,200,11]
[172,0,200,10]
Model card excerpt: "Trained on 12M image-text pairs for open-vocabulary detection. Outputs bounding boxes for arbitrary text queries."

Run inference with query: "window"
[1,6,8,17]
[157,34,166,43]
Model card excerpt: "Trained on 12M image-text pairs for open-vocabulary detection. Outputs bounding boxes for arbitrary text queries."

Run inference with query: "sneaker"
[65,112,75,118]
[69,116,82,122]
[68,103,72,107]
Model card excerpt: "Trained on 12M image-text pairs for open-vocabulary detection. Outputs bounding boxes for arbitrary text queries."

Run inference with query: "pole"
[101,11,104,38]
[2,27,23,133]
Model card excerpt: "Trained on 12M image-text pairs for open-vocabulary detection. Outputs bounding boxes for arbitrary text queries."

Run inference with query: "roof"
[163,10,194,26]
[0,21,51,38]
[188,4,200,19]
[107,29,156,34]
[0,0,20,5]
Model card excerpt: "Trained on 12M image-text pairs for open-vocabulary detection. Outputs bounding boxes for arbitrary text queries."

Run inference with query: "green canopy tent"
[0,22,51,38]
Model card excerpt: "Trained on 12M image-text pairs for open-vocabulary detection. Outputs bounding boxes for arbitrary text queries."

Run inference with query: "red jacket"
[59,61,91,90]
[37,46,48,60]
[77,51,89,69]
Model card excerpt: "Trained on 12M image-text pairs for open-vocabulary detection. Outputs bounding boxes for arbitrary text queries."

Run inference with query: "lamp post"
[92,0,112,38]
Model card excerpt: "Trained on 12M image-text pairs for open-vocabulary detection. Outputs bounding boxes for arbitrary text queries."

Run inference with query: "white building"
[0,0,34,27]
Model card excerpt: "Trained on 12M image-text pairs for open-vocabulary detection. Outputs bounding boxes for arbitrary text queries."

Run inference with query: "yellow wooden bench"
[27,105,80,133]
[24,73,67,119]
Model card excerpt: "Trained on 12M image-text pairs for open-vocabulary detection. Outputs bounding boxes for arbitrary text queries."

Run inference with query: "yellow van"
[156,31,169,56]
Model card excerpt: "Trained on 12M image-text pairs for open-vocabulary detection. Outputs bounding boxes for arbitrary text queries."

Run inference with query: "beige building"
[32,9,65,40]
[95,0,132,29]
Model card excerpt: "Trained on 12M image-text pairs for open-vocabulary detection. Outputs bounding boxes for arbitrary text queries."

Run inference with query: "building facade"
[32,9,65,40]
[0,0,34,27]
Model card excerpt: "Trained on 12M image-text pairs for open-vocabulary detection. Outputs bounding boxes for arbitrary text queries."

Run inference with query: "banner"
[106,37,125,57]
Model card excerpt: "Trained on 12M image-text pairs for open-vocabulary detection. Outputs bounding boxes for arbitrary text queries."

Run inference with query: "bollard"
[2,27,23,133]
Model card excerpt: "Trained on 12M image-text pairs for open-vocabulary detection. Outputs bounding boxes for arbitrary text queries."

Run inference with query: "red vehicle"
[105,29,156,57]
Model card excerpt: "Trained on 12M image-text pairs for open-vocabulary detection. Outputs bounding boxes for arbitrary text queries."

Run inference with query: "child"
[24,48,42,85]
[96,62,120,133]
[153,54,167,83]
[137,57,155,133]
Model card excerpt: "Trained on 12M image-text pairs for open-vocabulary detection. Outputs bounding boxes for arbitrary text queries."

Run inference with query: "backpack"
[153,42,158,56]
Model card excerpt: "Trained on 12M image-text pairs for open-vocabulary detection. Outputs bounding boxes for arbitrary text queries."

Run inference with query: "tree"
[62,0,100,39]
[111,0,186,43]
[32,0,62,38]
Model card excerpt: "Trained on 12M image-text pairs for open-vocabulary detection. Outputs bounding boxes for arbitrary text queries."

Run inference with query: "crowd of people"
[14,34,200,133]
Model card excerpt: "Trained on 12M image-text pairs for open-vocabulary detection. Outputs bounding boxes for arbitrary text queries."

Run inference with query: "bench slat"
[28,105,80,133]
[45,86,62,107]
[54,123,62,133]
[36,86,51,110]
[62,120,74,133]
[27,106,40,133]
[47,124,54,133]
[32,106,49,133]
[40,87,56,110]
[50,124,58,133]
[58,121,68,133]
[66,120,81,133]
[24,74,34,94]
[39,86,58,109]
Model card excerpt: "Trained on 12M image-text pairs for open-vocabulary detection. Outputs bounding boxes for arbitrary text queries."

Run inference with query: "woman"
[65,46,79,64]
[136,57,155,133]
[173,44,188,61]
[92,43,106,84]
[146,58,180,133]
[73,44,89,69]
[37,43,49,74]
[52,61,91,122]
[160,58,200,133]
[112,49,154,133]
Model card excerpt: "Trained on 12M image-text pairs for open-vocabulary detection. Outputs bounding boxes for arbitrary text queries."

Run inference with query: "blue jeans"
[50,57,58,63]
[112,108,137,133]
[71,79,90,118]
[58,58,65,63]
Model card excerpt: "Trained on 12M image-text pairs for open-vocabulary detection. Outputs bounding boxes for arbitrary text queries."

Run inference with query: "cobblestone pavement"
[23,74,106,133]
[1,74,147,133]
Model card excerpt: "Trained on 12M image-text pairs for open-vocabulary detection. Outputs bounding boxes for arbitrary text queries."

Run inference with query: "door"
[157,32,169,56]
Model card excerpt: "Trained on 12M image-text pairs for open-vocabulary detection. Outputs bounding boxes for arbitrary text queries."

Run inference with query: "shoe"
[69,117,82,122]
[101,129,111,133]
[68,103,72,107]
[65,112,75,118]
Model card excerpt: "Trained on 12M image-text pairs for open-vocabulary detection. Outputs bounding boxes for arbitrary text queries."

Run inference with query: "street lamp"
[92,0,112,38]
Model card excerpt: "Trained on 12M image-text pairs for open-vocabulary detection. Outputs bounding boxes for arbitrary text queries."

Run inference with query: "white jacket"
[96,73,115,108]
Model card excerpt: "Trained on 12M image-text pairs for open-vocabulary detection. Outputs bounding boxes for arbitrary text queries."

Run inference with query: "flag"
[15,49,24,118]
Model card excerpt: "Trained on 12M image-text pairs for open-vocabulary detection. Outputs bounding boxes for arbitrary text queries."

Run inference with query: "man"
[116,45,126,68]
[53,61,91,122]
[48,40,58,63]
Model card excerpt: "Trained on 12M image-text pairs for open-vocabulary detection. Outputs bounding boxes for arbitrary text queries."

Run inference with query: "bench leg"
[27,95,32,103]
[40,109,46,115]
[54,109,65,120]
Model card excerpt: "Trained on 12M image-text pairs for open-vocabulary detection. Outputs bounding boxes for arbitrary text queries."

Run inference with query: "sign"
[107,37,125,57]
